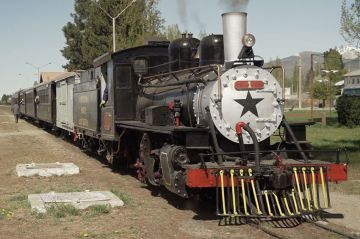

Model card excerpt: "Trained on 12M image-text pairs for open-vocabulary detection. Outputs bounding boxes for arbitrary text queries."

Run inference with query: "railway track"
[248,219,360,239]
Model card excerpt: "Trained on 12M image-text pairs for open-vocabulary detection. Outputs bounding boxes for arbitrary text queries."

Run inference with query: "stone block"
[16,162,79,177]
[28,191,124,213]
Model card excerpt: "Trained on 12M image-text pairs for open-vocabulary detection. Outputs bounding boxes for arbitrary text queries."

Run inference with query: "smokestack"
[222,12,247,62]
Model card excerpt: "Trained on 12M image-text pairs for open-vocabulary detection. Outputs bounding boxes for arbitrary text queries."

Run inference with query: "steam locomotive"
[13,12,348,219]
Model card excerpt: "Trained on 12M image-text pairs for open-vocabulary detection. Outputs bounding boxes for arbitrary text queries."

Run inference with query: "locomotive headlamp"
[242,33,256,47]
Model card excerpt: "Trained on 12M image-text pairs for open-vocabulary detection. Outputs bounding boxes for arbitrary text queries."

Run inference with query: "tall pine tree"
[62,0,164,71]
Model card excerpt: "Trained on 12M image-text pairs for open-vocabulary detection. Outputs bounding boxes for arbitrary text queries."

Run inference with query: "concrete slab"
[28,191,124,213]
[16,162,79,177]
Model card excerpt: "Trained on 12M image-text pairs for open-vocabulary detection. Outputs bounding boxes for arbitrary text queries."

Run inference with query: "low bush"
[336,95,360,127]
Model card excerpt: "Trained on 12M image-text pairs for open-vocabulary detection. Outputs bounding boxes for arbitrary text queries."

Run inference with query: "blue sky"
[0,0,347,96]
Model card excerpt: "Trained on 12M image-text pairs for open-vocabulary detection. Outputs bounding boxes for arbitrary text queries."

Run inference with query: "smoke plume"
[218,0,250,12]
[176,0,188,29]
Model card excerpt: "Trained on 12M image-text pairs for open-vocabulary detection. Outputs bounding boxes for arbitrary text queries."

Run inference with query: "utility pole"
[92,0,136,52]
[310,53,324,119]
[25,62,51,83]
[322,69,339,116]
[298,55,302,109]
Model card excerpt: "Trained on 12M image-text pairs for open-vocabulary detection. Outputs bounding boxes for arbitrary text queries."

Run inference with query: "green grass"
[285,109,338,125]
[306,124,360,164]
[83,204,110,219]
[46,204,80,218]
[110,189,132,205]
[280,109,360,164]
[283,110,360,194]
[7,194,30,210]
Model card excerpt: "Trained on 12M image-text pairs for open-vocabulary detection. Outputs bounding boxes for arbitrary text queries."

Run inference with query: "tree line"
[62,0,360,93]
[62,0,183,71]
[266,0,359,106]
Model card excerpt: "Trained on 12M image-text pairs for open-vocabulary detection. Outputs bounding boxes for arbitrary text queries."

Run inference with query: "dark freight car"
[24,88,36,118]
[73,69,100,137]
[35,82,56,124]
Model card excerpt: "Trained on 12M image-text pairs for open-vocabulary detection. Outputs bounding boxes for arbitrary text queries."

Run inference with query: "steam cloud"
[218,0,250,12]
[176,0,188,29]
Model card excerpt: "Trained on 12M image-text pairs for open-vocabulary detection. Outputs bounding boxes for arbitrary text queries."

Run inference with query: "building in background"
[40,72,66,83]
[343,69,360,96]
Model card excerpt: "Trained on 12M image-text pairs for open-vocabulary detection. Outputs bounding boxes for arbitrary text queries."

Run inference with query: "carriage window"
[133,58,148,75]
[115,65,132,89]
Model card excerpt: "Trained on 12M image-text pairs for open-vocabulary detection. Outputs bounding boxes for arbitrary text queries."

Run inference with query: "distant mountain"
[267,51,323,82]
[337,45,360,60]
[339,46,360,72]
[268,46,360,84]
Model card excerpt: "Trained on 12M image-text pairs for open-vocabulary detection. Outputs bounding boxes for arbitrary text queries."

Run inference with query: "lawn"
[285,109,338,124]
[284,109,360,164]
[283,109,360,194]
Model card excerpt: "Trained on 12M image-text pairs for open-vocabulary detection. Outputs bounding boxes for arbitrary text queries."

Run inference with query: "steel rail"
[248,222,287,239]
[307,220,359,239]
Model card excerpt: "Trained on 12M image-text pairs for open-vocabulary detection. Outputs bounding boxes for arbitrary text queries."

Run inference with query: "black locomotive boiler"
[14,11,348,219]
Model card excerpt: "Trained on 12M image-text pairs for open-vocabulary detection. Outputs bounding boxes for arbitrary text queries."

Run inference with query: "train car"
[19,90,26,116]
[73,69,100,140]
[73,42,169,157]
[24,87,36,119]
[13,10,349,221]
[55,72,79,132]
[34,81,56,125]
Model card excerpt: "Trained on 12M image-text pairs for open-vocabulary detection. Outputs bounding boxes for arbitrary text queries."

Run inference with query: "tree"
[312,80,328,107]
[323,48,347,98]
[1,94,11,105]
[341,0,360,46]
[61,0,91,71]
[164,24,182,41]
[62,0,165,71]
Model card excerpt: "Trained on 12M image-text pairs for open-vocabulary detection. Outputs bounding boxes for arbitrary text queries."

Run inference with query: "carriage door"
[58,81,68,127]
[114,64,136,120]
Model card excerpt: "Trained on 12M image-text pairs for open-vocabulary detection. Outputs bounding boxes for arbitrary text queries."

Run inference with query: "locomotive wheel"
[138,133,159,186]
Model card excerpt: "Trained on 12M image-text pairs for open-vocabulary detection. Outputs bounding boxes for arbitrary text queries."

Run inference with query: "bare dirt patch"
[0,105,359,239]
[0,106,269,239]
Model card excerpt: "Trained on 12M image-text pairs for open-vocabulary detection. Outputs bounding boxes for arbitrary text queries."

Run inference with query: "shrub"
[336,95,360,127]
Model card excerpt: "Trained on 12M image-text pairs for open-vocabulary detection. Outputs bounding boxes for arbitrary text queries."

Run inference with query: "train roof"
[53,72,79,83]
[93,43,169,68]
[39,72,65,83]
